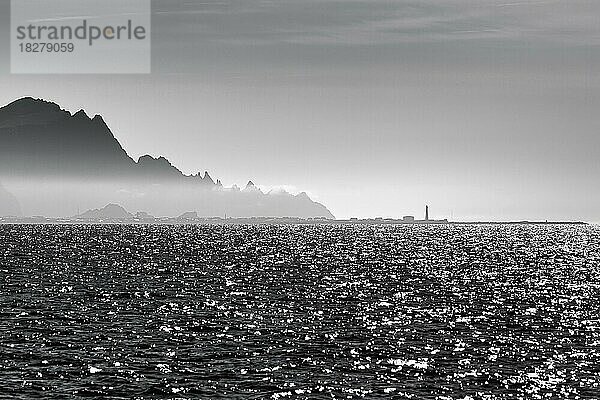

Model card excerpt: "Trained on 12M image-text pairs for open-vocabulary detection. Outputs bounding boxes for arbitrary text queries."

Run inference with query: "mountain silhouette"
[0,97,334,218]
[0,98,134,178]
[0,98,218,184]
[77,204,132,220]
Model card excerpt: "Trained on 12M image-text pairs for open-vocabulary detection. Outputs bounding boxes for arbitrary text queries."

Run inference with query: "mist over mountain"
[0,97,333,218]
[0,183,21,216]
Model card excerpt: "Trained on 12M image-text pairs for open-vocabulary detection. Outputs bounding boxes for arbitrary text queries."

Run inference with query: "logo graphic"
[11,0,151,74]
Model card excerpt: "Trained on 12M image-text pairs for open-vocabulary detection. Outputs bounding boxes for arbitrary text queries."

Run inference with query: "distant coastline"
[0,203,588,226]
[0,216,587,226]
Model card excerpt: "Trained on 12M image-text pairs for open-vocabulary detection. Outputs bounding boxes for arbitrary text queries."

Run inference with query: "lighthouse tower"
[425,205,429,221]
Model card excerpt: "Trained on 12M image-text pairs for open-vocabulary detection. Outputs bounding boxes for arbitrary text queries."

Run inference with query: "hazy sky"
[1,0,599,221]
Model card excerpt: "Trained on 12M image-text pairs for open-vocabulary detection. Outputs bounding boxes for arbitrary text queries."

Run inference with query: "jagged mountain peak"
[137,155,184,178]
[0,97,62,113]
[0,97,335,219]
[203,171,215,185]
[138,155,170,164]
[243,181,264,195]
[1,97,98,124]
[0,97,134,178]
[1,97,94,119]
[73,109,90,119]
[0,97,69,126]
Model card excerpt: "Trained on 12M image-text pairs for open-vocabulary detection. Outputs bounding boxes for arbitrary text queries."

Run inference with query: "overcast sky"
[1,0,599,221]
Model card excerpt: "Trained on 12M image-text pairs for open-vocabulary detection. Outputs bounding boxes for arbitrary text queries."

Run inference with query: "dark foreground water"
[1,225,599,399]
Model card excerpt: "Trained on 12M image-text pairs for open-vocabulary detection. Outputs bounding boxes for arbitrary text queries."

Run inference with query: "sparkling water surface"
[1,224,599,399]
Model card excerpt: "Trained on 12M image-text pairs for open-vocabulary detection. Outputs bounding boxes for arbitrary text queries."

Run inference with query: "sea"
[0,224,599,399]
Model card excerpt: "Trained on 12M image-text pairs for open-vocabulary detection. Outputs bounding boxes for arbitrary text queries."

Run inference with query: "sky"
[0,0,599,221]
